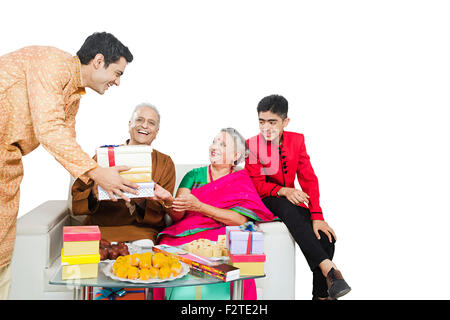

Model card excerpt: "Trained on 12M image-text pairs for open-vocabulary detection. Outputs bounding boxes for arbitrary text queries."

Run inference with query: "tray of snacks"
[180,236,229,261]
[102,252,190,284]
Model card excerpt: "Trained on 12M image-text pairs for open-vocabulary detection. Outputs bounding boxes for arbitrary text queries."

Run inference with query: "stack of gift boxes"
[61,226,101,280]
[96,145,154,200]
[226,226,266,276]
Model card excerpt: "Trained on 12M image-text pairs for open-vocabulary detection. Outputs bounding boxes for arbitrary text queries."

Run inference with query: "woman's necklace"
[208,165,233,182]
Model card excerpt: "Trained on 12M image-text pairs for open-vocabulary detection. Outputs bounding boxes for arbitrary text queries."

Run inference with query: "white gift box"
[96,145,153,200]
[226,226,264,255]
[98,182,155,200]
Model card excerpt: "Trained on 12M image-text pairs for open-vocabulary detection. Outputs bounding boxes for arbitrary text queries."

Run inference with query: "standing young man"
[0,32,138,298]
[245,94,351,300]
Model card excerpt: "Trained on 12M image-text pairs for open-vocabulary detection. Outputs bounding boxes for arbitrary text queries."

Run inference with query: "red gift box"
[228,251,266,276]
[229,252,266,263]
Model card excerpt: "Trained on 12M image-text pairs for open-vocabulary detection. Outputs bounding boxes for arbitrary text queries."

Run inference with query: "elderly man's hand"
[148,183,173,202]
[92,182,99,199]
[87,166,139,202]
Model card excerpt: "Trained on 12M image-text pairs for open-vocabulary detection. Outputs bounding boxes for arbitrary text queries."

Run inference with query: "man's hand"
[312,220,337,243]
[92,181,99,199]
[148,183,173,202]
[86,166,139,202]
[278,187,310,205]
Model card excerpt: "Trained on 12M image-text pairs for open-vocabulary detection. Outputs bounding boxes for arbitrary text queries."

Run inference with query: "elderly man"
[0,32,136,299]
[71,103,176,243]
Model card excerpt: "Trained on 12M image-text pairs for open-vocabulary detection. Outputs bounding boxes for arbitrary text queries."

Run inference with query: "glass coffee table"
[49,261,264,300]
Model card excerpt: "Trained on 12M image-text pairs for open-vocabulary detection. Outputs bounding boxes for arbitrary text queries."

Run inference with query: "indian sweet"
[149,267,159,279]
[184,238,228,258]
[168,256,179,265]
[158,266,171,279]
[99,247,109,260]
[110,252,184,281]
[139,268,151,281]
[114,265,129,278]
[99,240,130,260]
[152,252,168,268]
[127,266,140,280]
[171,261,182,276]
[130,253,141,266]
[139,252,152,269]
[112,260,125,273]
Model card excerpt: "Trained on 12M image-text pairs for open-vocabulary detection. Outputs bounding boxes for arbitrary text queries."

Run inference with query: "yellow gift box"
[229,252,266,276]
[63,240,99,256]
[61,249,100,280]
[119,167,152,183]
[230,262,265,276]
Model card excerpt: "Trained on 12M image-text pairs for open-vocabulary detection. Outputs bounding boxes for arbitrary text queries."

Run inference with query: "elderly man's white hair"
[130,103,161,128]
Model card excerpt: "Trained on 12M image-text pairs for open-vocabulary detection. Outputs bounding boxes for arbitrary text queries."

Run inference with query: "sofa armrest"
[255,221,296,299]
[16,200,69,235]
[9,200,71,299]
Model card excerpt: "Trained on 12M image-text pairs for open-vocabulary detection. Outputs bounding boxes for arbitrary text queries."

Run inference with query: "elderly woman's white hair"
[220,127,249,165]
[130,102,161,128]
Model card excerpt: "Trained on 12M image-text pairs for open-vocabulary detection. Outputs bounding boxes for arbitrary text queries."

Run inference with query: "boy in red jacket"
[245,94,351,300]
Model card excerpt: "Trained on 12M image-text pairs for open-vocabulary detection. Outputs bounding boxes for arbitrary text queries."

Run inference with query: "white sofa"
[8,164,296,300]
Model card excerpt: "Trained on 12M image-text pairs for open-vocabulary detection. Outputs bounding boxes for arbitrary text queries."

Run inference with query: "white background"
[2,0,450,299]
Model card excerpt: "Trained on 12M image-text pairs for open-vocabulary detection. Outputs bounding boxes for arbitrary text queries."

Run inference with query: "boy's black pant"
[262,197,336,298]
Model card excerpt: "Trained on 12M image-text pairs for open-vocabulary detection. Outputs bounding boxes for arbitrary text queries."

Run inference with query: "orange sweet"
[127,266,140,279]
[139,268,151,281]
[115,265,129,278]
[115,256,126,264]
[122,255,132,265]
[158,266,172,279]
[170,261,182,276]
[152,252,168,268]
[130,253,141,266]
[112,261,125,273]
[139,252,152,269]
[168,256,179,265]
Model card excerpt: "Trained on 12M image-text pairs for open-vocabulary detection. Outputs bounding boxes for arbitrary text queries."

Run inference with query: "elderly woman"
[154,128,275,300]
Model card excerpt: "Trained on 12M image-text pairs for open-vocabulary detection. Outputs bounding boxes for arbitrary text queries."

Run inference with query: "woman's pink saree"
[155,169,275,300]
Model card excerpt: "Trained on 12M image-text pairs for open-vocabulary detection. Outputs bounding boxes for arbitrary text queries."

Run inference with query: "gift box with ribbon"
[61,226,101,280]
[229,252,266,276]
[226,223,264,255]
[96,145,154,200]
[94,287,146,300]
[63,225,101,256]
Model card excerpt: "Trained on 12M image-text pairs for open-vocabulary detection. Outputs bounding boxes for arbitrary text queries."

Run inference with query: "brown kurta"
[71,147,176,242]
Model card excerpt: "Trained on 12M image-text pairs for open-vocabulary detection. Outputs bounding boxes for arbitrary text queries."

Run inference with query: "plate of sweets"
[102,252,190,284]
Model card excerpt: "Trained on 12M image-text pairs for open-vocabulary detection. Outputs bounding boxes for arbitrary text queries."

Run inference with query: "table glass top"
[50,262,264,289]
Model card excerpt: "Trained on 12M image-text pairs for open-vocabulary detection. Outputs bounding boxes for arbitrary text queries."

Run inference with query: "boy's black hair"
[77,32,133,68]
[257,94,288,119]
